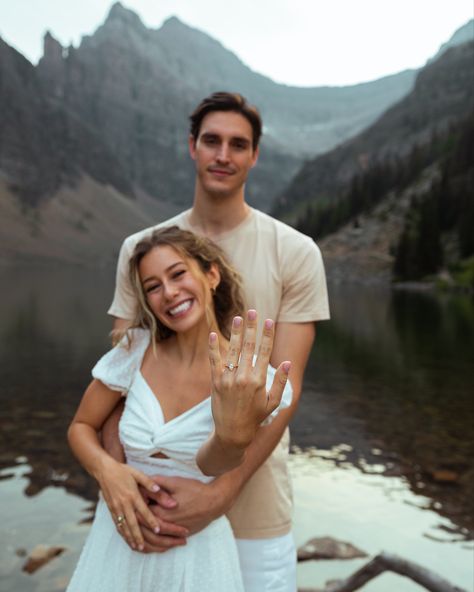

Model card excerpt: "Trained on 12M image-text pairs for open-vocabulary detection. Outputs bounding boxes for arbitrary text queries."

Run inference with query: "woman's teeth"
[169,300,192,316]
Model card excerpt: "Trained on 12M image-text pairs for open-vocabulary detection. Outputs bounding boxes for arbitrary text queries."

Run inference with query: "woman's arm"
[196,311,291,476]
[68,379,161,550]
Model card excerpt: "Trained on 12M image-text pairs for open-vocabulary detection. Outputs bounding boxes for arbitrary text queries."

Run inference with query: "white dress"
[67,329,292,592]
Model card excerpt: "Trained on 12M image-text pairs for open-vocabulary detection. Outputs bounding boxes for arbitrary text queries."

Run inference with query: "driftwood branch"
[318,552,467,592]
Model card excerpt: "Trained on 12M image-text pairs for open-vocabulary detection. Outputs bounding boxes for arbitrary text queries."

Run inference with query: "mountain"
[274,41,474,221]
[32,1,417,211]
[0,3,469,265]
[431,18,473,62]
[274,42,474,283]
[0,37,134,206]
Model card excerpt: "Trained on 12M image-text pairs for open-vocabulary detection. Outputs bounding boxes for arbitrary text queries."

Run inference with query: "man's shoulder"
[252,209,315,247]
[122,210,190,251]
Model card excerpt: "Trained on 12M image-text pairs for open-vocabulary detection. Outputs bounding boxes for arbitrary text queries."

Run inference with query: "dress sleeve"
[91,329,150,395]
[261,364,293,425]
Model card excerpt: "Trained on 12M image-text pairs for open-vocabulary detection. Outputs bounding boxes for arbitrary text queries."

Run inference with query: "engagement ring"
[116,515,126,527]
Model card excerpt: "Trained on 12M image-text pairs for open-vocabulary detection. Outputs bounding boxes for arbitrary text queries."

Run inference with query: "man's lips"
[208,167,234,176]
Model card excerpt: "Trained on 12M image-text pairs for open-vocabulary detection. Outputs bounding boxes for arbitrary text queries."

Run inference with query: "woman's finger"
[209,331,222,384]
[129,468,161,533]
[123,503,145,550]
[223,316,243,373]
[239,310,257,371]
[266,362,291,415]
[254,319,275,379]
[114,510,137,550]
[134,496,162,539]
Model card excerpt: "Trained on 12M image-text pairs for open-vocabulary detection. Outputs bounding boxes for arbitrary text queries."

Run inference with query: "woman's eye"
[145,284,160,293]
[173,270,185,279]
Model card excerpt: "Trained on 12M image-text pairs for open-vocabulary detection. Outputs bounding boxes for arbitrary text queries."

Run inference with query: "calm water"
[0,268,473,591]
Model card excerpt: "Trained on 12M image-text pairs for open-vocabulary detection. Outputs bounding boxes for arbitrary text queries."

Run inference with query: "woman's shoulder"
[92,328,151,394]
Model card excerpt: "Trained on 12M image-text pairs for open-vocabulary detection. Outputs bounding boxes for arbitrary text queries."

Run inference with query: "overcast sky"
[0,0,472,86]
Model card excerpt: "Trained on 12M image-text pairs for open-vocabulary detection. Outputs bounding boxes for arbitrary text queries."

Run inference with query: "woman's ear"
[207,264,221,292]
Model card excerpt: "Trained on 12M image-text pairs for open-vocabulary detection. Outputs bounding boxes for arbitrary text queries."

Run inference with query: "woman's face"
[138,245,218,334]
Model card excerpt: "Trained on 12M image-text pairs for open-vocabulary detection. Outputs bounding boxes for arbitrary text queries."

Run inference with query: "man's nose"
[216,143,230,163]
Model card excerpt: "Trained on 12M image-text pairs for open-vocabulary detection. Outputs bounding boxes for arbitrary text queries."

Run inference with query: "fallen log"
[322,552,467,592]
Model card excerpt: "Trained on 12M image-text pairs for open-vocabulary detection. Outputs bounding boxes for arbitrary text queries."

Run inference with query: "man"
[107,92,329,591]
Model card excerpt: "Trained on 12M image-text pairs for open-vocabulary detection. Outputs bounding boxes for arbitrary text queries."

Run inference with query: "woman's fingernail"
[282,361,291,374]
[209,332,217,343]
[154,526,160,534]
[151,484,160,492]
[264,319,273,330]
[248,310,257,321]
[139,544,144,551]
[233,316,242,327]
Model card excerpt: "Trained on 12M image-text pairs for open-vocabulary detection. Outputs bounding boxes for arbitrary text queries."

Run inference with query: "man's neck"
[188,187,251,239]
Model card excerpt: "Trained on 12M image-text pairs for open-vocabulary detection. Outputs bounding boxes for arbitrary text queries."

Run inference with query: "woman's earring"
[211,286,216,297]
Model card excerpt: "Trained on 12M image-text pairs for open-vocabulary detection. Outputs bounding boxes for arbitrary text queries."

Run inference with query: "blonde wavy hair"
[115,226,245,345]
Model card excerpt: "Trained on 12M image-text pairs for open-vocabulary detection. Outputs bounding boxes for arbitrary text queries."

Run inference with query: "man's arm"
[145,322,315,540]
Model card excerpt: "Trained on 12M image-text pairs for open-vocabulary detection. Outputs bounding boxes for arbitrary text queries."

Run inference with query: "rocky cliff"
[274,41,474,221]
[0,3,470,265]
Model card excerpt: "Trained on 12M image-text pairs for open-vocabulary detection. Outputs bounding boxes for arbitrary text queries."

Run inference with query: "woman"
[66,226,292,592]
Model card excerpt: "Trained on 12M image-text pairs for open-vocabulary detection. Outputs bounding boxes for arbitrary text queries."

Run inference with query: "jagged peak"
[161,16,185,28]
[42,30,64,62]
[44,30,62,46]
[104,2,145,30]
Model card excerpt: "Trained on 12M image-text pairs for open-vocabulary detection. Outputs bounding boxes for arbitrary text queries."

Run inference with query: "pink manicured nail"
[154,526,160,534]
[247,310,257,321]
[151,484,160,492]
[139,544,144,551]
[282,361,291,374]
[209,332,217,343]
[264,319,273,330]
[233,316,242,327]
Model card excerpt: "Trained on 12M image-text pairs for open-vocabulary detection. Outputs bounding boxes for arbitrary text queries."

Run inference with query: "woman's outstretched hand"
[197,310,291,476]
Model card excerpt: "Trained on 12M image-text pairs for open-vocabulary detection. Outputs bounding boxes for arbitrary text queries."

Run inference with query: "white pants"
[235,532,297,592]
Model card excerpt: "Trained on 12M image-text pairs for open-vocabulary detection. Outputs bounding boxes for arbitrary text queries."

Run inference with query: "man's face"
[189,111,259,198]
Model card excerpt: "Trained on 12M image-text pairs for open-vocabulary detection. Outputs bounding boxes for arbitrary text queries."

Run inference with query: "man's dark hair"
[189,92,262,151]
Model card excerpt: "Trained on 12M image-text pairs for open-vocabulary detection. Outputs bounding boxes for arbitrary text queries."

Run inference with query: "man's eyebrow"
[231,136,251,145]
[201,132,220,140]
[200,132,251,144]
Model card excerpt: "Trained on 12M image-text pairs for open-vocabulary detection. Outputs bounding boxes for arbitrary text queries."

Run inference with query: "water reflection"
[0,267,114,503]
[293,283,474,538]
[0,269,473,540]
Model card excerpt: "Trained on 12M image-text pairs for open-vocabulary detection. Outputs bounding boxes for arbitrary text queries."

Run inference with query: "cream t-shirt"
[108,208,330,538]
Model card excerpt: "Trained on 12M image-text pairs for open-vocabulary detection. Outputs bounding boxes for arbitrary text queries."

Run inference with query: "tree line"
[296,111,474,281]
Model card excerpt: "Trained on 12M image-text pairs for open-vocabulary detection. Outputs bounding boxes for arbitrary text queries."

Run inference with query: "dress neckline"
[135,371,211,425]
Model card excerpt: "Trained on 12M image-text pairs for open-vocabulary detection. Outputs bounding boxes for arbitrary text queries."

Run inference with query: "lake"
[0,267,472,591]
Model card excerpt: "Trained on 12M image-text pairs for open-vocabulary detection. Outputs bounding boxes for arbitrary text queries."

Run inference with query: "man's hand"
[138,473,239,553]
